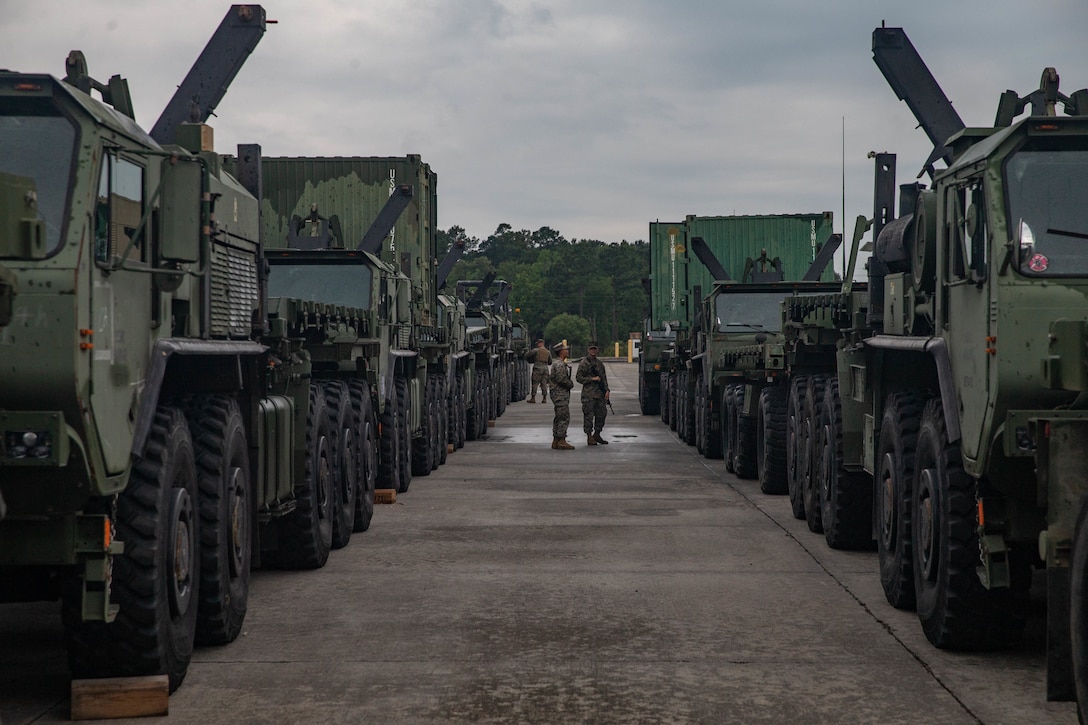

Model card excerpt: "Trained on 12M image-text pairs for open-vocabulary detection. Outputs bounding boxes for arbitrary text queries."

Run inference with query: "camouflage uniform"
[576,355,609,436]
[526,345,552,400]
[549,356,574,438]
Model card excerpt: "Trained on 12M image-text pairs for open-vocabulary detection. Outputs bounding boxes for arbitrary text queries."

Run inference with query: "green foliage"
[438,223,650,350]
[545,313,591,346]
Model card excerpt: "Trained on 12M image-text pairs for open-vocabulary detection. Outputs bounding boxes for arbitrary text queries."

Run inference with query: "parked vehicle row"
[0,5,526,692]
[643,26,1088,714]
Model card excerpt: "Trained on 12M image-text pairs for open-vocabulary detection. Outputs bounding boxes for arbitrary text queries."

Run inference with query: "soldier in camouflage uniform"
[576,342,610,446]
[549,342,575,449]
[525,338,552,403]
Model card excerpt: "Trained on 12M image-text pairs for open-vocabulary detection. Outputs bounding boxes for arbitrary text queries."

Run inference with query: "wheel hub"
[167,488,195,617]
[317,435,332,520]
[918,468,937,580]
[228,466,247,579]
[880,453,896,549]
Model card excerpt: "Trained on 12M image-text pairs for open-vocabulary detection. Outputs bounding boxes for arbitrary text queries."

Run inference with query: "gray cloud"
[4,0,1087,273]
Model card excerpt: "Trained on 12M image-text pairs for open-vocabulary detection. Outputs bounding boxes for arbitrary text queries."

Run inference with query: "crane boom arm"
[151,5,267,145]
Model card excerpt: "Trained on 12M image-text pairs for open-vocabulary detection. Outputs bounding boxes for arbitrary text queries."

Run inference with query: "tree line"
[439,224,650,350]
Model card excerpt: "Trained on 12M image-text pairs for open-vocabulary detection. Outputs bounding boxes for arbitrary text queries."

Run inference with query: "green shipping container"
[257,154,439,322]
[648,221,690,331]
[648,213,835,332]
[684,212,835,290]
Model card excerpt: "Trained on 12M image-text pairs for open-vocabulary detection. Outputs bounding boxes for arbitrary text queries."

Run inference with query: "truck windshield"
[466,316,486,328]
[1006,150,1088,276]
[715,292,784,333]
[266,262,373,309]
[0,108,77,257]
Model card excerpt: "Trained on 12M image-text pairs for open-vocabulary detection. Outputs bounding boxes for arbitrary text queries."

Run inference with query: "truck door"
[91,151,152,474]
[944,178,991,460]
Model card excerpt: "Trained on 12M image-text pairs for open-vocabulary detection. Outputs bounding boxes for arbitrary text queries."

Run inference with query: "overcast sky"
[4,1,1087,274]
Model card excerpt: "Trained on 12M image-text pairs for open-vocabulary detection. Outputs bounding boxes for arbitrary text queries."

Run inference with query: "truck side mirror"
[159,158,202,263]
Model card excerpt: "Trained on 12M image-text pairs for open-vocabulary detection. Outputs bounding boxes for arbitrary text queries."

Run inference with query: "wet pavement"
[0,361,1078,723]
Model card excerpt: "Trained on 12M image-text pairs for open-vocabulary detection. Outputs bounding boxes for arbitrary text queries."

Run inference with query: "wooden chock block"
[375,488,397,505]
[447,443,455,454]
[71,675,169,720]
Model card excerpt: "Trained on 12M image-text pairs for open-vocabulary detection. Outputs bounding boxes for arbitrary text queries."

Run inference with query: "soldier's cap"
[552,342,569,352]
[536,338,545,344]
[587,341,599,349]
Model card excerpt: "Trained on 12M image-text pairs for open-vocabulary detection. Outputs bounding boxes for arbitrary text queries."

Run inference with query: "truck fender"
[131,339,266,459]
[864,334,961,442]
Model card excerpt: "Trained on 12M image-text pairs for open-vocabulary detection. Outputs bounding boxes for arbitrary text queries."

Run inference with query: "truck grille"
[210,243,259,339]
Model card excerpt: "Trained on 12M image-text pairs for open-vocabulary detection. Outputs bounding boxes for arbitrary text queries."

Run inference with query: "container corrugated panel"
[648,222,690,330]
[683,213,836,297]
[259,155,439,321]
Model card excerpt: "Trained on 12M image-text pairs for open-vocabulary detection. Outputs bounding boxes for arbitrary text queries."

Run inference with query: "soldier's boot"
[593,432,609,445]
[551,437,559,449]
[541,394,547,403]
[587,433,597,446]
[528,396,536,403]
[557,438,575,450]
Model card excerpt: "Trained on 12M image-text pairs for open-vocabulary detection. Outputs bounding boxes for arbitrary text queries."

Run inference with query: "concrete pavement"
[0,361,1078,723]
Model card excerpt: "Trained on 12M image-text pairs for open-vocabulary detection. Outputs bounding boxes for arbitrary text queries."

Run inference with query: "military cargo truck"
[0,5,386,692]
[510,321,531,403]
[783,26,1088,708]
[685,234,841,492]
[650,213,836,449]
[457,276,517,439]
[239,154,449,488]
[640,222,686,418]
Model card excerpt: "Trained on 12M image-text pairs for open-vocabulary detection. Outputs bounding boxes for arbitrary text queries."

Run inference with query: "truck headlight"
[7,430,50,459]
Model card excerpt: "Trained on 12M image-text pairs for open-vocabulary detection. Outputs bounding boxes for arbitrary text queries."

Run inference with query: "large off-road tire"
[348,380,377,533]
[705,384,723,460]
[437,375,449,466]
[453,372,467,449]
[396,376,413,493]
[912,398,1023,649]
[277,384,334,569]
[802,375,826,533]
[324,381,355,550]
[679,372,688,440]
[429,376,441,470]
[724,386,737,474]
[484,370,493,432]
[817,377,872,550]
[660,371,671,426]
[877,391,924,609]
[499,363,509,417]
[733,386,758,479]
[668,372,679,431]
[64,406,200,693]
[786,375,809,519]
[447,373,457,448]
[694,373,707,455]
[684,372,697,446]
[639,362,660,415]
[467,372,485,441]
[1072,494,1088,717]
[378,381,403,493]
[757,385,788,494]
[675,370,686,444]
[185,396,251,646]
[411,375,434,477]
